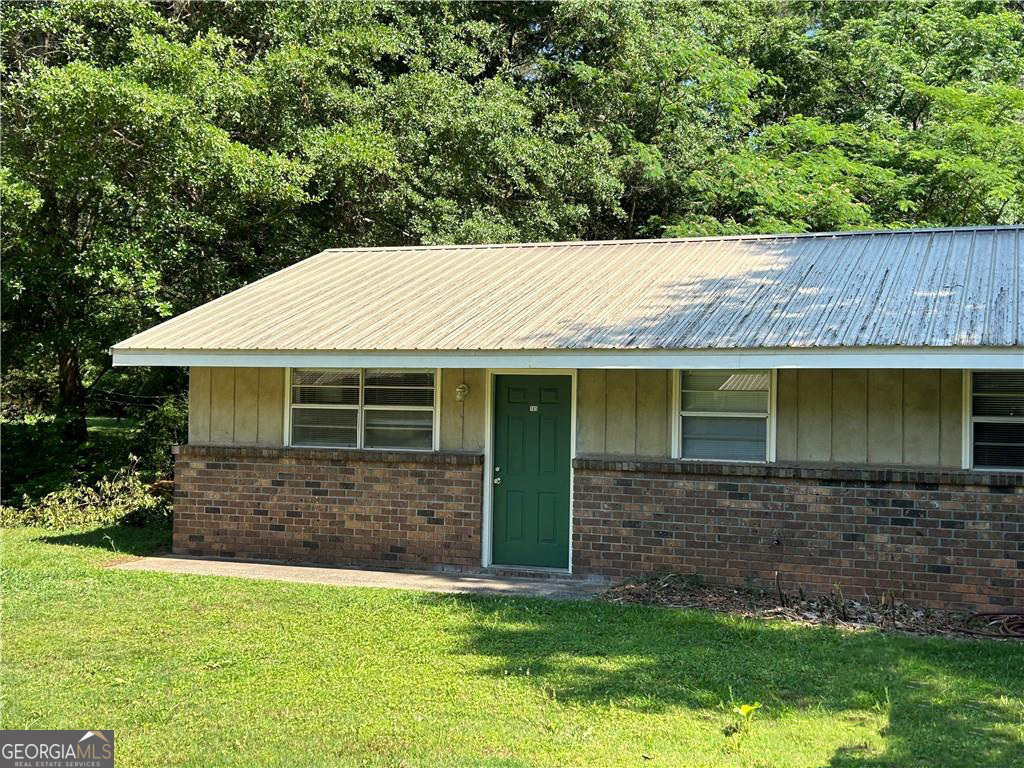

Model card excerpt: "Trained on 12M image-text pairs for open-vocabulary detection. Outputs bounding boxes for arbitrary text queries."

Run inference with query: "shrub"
[130,396,187,478]
[0,460,171,530]
[0,413,135,505]
[0,365,57,421]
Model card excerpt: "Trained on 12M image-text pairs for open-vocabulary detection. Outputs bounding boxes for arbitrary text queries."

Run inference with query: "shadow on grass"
[827,678,1022,768]
[38,524,171,558]
[423,594,1023,768]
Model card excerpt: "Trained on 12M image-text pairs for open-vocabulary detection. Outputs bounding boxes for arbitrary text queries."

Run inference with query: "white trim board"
[961,370,972,470]
[113,346,1024,370]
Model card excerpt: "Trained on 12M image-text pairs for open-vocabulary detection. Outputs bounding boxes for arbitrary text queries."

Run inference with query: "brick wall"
[173,444,1023,610]
[173,445,484,571]
[573,458,1024,611]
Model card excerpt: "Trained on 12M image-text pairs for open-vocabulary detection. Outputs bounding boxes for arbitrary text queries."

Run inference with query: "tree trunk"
[58,348,88,444]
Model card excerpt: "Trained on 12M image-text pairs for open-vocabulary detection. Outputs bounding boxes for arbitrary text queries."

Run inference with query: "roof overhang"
[112,346,1024,370]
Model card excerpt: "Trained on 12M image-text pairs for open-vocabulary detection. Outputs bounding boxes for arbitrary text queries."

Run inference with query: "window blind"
[972,372,1024,470]
[680,370,770,462]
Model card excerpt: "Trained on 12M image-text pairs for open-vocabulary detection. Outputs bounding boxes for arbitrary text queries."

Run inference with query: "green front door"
[492,375,571,568]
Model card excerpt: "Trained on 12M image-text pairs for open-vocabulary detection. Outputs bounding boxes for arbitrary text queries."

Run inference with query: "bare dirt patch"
[99,554,144,567]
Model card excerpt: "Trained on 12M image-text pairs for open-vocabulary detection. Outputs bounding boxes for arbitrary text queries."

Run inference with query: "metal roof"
[115,226,1023,356]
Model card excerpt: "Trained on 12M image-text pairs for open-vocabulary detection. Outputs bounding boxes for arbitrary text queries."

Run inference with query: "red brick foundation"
[572,458,1024,610]
[173,445,484,571]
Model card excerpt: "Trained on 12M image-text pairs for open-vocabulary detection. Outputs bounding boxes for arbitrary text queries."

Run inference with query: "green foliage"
[129,395,187,477]
[0,461,170,530]
[1,0,1022,460]
[0,363,57,421]
[0,403,180,506]
[733,701,762,720]
[1,416,132,505]
[2,57,311,360]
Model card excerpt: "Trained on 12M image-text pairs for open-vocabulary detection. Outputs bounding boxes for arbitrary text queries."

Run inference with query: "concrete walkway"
[112,556,605,601]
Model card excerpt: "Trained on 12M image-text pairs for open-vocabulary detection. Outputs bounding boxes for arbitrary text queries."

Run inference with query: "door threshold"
[484,564,574,580]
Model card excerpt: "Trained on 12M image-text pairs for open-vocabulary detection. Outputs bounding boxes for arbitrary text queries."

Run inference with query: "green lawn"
[2,526,1022,768]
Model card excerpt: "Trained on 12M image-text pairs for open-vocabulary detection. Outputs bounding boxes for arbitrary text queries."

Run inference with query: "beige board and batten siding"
[444,369,669,455]
[190,367,479,451]
[575,368,962,467]
[439,369,486,452]
[188,367,284,445]
[775,369,962,467]
[190,366,964,468]
[577,370,673,457]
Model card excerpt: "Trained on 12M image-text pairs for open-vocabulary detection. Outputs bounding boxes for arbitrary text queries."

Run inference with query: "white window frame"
[284,368,440,452]
[963,369,1024,472]
[672,368,776,463]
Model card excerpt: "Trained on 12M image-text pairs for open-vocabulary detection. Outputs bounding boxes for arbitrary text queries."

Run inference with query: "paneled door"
[491,375,571,568]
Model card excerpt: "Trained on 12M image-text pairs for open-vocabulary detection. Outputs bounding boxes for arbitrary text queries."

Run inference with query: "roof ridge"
[324,225,1024,254]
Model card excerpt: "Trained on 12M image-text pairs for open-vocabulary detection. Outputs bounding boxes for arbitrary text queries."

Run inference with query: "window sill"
[175,444,484,466]
[573,455,1024,488]
[676,456,768,465]
[290,443,434,454]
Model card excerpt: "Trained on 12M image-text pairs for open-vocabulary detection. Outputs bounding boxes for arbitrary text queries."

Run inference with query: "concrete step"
[482,565,609,585]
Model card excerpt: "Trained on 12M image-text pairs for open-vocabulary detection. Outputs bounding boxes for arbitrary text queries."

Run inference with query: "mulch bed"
[601,574,1022,640]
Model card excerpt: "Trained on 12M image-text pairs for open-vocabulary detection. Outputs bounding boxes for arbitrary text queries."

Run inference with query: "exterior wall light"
[454,383,470,402]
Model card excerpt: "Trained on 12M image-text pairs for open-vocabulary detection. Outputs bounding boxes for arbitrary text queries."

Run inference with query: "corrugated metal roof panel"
[114,226,1024,352]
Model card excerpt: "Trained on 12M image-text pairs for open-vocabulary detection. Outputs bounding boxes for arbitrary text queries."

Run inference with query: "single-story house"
[113,226,1023,610]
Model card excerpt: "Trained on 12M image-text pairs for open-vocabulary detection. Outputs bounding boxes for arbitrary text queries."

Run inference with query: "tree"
[687,0,1024,233]
[2,0,1022,447]
[2,4,309,441]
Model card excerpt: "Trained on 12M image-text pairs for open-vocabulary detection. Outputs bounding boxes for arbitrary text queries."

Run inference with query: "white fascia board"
[111,346,1024,370]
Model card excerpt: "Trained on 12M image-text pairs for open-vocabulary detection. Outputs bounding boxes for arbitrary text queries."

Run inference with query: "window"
[290,369,436,450]
[679,370,770,461]
[970,372,1024,470]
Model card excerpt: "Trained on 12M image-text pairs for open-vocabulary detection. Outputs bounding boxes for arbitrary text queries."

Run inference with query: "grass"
[85,415,140,434]
[2,525,1022,768]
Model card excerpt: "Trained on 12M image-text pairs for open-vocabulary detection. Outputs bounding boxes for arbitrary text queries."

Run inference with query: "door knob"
[493,477,501,485]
